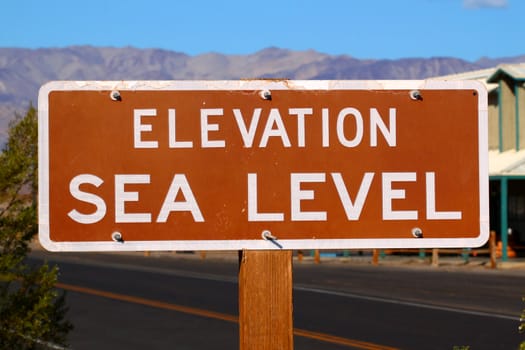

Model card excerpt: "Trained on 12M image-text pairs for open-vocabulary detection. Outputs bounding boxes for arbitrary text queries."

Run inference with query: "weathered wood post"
[239,250,294,350]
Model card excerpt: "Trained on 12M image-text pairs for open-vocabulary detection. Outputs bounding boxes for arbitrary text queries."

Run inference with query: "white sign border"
[38,80,489,252]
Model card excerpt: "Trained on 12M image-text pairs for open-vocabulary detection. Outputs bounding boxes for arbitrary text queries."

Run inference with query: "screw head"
[409,90,422,101]
[111,231,123,242]
[412,228,423,238]
[110,90,122,101]
[259,89,272,100]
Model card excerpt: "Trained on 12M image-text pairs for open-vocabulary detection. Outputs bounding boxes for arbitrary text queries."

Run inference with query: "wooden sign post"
[239,250,293,350]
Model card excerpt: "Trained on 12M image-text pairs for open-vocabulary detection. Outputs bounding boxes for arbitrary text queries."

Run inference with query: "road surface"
[29,250,525,349]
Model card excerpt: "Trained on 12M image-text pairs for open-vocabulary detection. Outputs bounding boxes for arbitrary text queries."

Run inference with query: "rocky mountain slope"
[1,45,524,144]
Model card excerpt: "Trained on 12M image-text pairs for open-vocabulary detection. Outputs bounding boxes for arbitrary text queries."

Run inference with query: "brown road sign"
[38,80,488,251]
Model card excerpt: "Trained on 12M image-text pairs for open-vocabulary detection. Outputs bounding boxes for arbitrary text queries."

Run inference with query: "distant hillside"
[1,46,524,144]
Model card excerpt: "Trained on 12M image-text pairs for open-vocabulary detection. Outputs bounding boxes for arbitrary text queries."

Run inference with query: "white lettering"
[426,172,462,220]
[168,109,193,148]
[337,107,363,147]
[247,173,284,221]
[133,109,158,149]
[115,174,151,223]
[322,108,330,147]
[68,174,107,224]
[382,172,417,220]
[331,172,374,220]
[157,174,204,222]
[289,108,312,147]
[201,108,225,148]
[259,108,291,147]
[370,108,396,147]
[291,173,327,221]
[233,108,261,147]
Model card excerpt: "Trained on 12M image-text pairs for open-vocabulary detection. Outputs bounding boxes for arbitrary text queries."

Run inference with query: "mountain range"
[1,45,525,145]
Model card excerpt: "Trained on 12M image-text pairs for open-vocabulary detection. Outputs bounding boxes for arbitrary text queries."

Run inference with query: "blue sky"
[2,0,522,61]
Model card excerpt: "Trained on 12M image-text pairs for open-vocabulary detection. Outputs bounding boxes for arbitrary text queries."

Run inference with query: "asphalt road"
[28,250,525,349]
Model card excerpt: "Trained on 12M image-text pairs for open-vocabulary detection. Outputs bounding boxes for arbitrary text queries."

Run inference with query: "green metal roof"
[487,64,525,83]
[430,67,498,91]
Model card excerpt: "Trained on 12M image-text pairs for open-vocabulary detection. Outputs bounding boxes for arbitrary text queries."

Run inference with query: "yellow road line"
[56,282,398,350]
[293,329,399,350]
[56,282,238,323]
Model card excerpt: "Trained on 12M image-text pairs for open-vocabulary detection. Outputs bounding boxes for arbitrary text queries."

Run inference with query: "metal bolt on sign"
[412,228,423,238]
[111,231,124,243]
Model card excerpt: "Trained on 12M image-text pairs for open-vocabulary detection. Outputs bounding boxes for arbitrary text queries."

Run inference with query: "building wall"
[488,90,499,150]
[500,77,517,151]
[519,83,525,151]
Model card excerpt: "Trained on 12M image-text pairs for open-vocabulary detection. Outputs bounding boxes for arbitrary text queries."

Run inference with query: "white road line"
[294,284,519,321]
[32,253,519,322]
